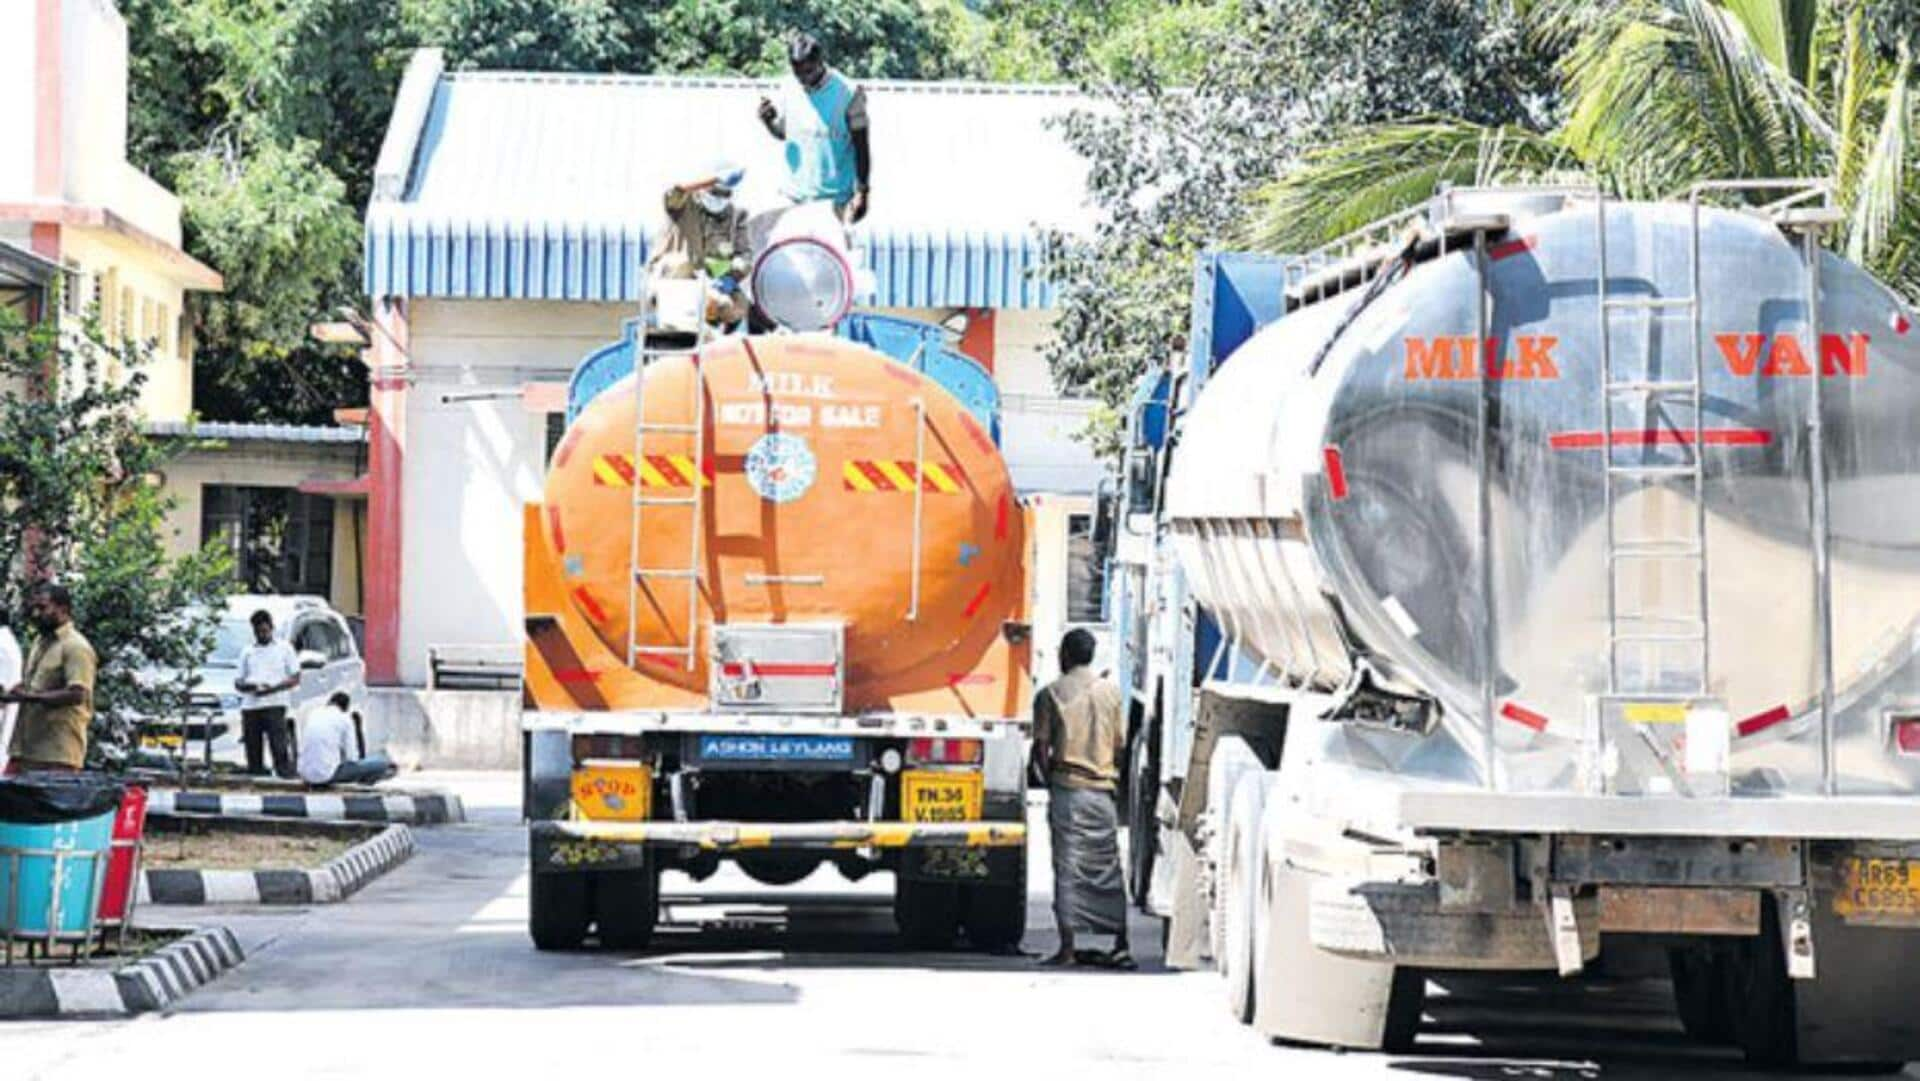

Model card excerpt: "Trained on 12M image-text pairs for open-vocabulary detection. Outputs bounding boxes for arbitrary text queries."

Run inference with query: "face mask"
[696,190,730,215]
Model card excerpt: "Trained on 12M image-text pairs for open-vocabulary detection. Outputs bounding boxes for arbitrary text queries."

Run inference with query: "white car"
[145,595,367,766]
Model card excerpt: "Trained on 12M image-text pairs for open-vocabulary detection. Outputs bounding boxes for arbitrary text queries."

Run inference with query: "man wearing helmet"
[756,31,872,224]
[650,166,752,327]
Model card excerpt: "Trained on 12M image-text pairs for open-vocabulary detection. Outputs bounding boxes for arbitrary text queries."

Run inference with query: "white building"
[357,51,1109,716]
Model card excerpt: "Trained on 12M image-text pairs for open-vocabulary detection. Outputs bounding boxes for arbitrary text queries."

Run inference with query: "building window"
[1066,513,1106,624]
[100,268,119,329]
[119,286,133,340]
[202,485,335,598]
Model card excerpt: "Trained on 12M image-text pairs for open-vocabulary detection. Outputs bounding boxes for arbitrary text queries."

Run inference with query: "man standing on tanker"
[756,31,872,224]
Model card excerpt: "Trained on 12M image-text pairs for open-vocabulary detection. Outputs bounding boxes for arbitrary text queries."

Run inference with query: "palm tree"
[1242,0,1918,298]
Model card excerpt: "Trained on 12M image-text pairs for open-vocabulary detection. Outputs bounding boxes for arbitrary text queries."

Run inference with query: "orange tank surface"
[525,334,1031,717]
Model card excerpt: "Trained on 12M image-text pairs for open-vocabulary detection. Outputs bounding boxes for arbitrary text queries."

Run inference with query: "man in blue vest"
[756,32,871,223]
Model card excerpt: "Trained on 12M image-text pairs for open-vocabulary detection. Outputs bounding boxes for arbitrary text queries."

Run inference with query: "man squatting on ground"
[237,609,301,778]
[299,692,396,787]
[1032,627,1135,969]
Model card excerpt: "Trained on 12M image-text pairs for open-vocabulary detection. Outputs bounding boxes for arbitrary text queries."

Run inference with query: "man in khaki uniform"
[1031,627,1133,968]
[2,583,98,773]
[648,167,752,327]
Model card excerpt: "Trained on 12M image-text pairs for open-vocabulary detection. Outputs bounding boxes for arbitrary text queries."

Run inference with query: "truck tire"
[1126,721,1159,907]
[593,866,660,951]
[895,878,962,950]
[962,870,1027,953]
[1221,773,1266,1023]
[529,867,590,951]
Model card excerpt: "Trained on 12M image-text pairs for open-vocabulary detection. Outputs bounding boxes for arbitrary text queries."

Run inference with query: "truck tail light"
[906,738,981,766]
[1893,716,1920,756]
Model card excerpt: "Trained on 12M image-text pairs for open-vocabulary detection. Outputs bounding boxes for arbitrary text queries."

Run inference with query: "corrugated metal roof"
[146,421,366,445]
[364,65,1095,308]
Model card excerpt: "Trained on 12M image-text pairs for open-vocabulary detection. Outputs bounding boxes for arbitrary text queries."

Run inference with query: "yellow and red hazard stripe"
[592,453,713,489]
[841,459,966,494]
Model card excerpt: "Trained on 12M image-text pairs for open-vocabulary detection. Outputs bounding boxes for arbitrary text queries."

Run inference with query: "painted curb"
[0,926,244,1018]
[145,789,464,824]
[138,824,416,906]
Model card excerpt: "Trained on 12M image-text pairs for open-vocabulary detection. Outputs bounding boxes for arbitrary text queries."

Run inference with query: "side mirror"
[1126,453,1156,514]
[298,650,327,670]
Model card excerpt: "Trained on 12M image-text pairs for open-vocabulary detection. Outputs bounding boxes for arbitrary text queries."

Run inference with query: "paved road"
[7,774,1914,1080]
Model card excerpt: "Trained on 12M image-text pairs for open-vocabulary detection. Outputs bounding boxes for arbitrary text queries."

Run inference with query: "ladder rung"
[1607,464,1699,478]
[1612,632,1706,643]
[631,644,695,655]
[1606,381,1697,394]
[637,423,701,434]
[1603,297,1696,310]
[643,347,701,360]
[1610,542,1703,560]
[633,569,699,579]
[635,495,699,506]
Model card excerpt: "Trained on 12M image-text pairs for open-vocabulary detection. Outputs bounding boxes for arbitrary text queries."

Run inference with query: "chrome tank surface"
[1167,198,1920,796]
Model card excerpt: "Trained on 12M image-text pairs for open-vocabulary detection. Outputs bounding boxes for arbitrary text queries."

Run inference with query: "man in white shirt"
[299,693,395,786]
[236,610,301,778]
[0,613,21,773]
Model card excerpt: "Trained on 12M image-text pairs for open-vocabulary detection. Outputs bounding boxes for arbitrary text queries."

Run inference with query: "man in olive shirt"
[1031,627,1132,968]
[2,583,98,773]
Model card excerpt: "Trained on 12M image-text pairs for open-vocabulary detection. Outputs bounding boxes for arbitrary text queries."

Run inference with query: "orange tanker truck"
[521,249,1034,952]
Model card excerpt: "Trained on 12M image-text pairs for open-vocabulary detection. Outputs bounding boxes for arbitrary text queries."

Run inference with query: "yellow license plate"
[571,761,652,821]
[1834,857,1920,922]
[141,732,184,749]
[901,770,982,823]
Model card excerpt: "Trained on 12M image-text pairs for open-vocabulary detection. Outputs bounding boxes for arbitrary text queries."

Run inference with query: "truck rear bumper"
[531,818,1026,851]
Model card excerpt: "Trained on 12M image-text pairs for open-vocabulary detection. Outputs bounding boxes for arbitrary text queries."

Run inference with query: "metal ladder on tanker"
[1592,199,1711,700]
[626,275,716,672]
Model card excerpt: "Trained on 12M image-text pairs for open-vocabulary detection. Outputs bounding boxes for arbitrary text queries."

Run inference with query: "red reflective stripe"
[1500,702,1549,732]
[957,412,994,455]
[1549,428,1772,450]
[1490,235,1538,262]
[994,493,1010,540]
[947,673,995,687]
[553,427,583,468]
[571,587,609,624]
[546,506,566,554]
[550,667,597,685]
[650,455,690,487]
[720,662,837,678]
[1323,445,1349,501]
[1736,704,1792,738]
[962,582,992,619]
[881,363,920,384]
[856,460,894,491]
[606,454,637,484]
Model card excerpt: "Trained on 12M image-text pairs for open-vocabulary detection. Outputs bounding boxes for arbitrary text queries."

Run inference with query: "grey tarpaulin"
[1047,785,1126,937]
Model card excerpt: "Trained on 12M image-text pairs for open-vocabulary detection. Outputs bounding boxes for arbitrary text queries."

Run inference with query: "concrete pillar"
[363,298,410,684]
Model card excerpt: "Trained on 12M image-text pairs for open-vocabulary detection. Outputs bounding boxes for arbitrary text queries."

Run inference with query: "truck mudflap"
[531,818,1023,866]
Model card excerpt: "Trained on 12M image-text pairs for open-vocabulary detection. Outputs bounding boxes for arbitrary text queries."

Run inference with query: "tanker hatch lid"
[710,623,845,715]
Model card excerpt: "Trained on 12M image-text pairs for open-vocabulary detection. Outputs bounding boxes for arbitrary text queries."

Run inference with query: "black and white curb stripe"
[138,824,415,906]
[145,789,464,824]
[0,926,243,1018]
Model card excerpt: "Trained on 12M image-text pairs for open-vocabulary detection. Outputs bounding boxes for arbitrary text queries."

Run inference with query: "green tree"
[1247,0,1920,300]
[0,307,232,768]
[1026,0,1555,446]
[118,0,1003,424]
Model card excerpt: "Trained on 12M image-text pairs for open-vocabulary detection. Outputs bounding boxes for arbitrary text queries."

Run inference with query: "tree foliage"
[1025,0,1556,446]
[1250,1,1920,300]
[119,0,1003,424]
[0,308,232,768]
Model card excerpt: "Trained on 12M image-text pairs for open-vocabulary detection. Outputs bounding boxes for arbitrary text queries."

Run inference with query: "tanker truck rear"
[522,307,1033,952]
[1112,184,1920,1067]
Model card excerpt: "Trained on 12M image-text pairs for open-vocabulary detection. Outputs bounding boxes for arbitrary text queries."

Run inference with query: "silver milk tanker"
[1154,189,1920,1064]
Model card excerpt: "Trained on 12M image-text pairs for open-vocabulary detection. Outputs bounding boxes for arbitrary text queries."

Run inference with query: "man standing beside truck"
[756,31,871,223]
[1032,628,1133,969]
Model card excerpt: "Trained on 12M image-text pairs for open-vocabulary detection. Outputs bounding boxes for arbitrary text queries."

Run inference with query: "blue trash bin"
[0,773,123,939]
